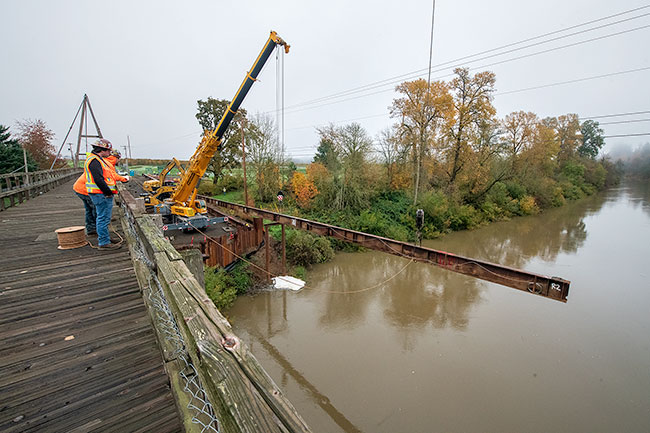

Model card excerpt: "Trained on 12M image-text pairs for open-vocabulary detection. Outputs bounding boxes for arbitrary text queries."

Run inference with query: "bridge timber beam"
[202,197,570,303]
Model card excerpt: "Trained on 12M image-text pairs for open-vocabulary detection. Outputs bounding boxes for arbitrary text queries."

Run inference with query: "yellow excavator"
[143,157,185,208]
[148,31,290,231]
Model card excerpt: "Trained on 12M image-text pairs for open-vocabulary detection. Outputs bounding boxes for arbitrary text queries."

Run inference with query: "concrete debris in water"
[273,276,305,291]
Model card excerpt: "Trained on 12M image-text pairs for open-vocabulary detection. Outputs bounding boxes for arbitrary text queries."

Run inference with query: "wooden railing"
[118,185,311,433]
[0,168,81,211]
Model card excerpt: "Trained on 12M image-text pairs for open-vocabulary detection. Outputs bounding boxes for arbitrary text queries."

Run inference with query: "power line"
[582,110,650,119]
[603,133,650,138]
[285,113,389,132]
[497,66,650,96]
[269,7,650,113]
[276,24,650,117]
[277,63,650,124]
[598,118,650,125]
[142,7,650,153]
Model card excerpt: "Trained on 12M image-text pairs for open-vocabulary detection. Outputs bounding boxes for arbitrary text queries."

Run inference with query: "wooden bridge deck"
[0,179,182,433]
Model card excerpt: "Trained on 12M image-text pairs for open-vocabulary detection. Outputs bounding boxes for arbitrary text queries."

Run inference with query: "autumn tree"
[306,162,329,187]
[441,68,496,192]
[315,123,373,210]
[390,79,452,204]
[530,118,561,175]
[247,113,280,202]
[502,111,538,171]
[465,117,509,202]
[15,119,58,170]
[0,125,38,174]
[195,97,246,184]
[578,119,605,159]
[290,171,318,208]
[375,127,404,188]
[554,114,581,164]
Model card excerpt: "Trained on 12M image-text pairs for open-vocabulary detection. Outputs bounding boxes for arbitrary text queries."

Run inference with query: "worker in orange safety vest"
[76,139,128,250]
[73,147,130,242]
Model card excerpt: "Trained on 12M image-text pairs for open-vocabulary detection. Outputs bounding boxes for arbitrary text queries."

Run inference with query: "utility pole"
[22,144,29,184]
[122,145,129,172]
[127,135,132,163]
[240,120,249,206]
[123,136,130,173]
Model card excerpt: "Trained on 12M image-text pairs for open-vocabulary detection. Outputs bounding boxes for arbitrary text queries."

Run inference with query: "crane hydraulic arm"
[170,31,290,219]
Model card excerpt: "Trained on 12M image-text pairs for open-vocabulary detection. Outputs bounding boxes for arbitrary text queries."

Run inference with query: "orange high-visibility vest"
[105,155,128,182]
[73,173,87,195]
[84,154,117,194]
[74,155,126,195]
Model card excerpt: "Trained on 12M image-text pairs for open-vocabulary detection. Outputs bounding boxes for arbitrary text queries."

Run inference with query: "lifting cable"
[275,46,286,165]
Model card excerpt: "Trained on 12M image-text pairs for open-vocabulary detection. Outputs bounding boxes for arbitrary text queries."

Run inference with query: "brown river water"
[227,181,650,433]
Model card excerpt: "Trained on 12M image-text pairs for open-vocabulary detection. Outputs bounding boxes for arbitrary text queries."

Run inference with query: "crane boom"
[171,31,290,210]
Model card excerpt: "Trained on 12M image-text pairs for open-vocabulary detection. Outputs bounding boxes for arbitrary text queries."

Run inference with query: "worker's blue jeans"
[89,194,114,246]
[75,192,97,234]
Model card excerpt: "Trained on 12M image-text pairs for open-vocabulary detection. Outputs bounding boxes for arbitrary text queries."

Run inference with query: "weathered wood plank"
[154,251,311,433]
[0,178,182,432]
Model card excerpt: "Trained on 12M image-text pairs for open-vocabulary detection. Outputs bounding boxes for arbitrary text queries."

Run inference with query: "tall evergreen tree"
[312,136,340,171]
[0,125,37,174]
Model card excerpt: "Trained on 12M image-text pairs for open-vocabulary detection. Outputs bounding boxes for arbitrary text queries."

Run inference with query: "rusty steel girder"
[202,197,570,303]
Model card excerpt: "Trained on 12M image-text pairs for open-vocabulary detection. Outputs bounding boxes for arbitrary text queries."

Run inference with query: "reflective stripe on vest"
[84,154,117,194]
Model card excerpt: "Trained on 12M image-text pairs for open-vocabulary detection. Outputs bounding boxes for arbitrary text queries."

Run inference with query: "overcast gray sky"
[2,0,649,161]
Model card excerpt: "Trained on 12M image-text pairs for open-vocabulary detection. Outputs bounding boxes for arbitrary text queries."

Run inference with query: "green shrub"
[551,186,566,207]
[418,190,449,231]
[480,200,502,222]
[526,177,556,209]
[356,210,387,236]
[505,181,527,200]
[518,195,539,215]
[197,178,215,195]
[560,180,584,201]
[229,262,252,293]
[292,265,306,280]
[204,266,238,310]
[485,182,518,215]
[204,263,252,310]
[216,172,244,193]
[447,204,479,230]
[285,229,334,266]
[562,161,585,183]
[384,224,410,242]
[583,161,607,190]
[580,183,597,195]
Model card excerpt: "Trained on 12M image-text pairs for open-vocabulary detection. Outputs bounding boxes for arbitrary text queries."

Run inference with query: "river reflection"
[313,254,482,332]
[228,181,650,433]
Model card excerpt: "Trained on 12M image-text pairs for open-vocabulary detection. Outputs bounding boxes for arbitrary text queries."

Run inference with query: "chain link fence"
[121,201,220,433]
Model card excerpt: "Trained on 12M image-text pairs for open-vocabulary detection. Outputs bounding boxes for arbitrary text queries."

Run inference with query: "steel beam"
[202,197,570,303]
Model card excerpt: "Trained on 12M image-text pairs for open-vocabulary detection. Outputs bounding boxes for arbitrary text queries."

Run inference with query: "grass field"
[127,165,183,176]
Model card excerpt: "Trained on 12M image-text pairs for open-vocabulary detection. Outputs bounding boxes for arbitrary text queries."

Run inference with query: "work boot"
[98,242,122,251]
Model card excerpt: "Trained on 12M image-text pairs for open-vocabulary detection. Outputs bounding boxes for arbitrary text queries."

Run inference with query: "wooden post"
[281,224,286,274]
[253,217,263,245]
[265,228,270,284]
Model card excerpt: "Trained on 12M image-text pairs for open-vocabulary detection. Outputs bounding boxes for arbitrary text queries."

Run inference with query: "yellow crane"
[150,31,290,231]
